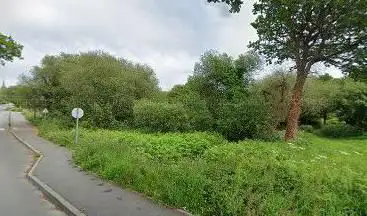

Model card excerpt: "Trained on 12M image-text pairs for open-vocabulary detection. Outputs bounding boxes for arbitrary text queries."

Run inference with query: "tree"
[0,33,23,66]
[168,84,214,131]
[18,51,160,128]
[189,50,261,119]
[302,77,340,126]
[335,79,367,130]
[346,49,367,82]
[318,73,333,82]
[207,0,244,12]
[208,0,367,140]
[254,70,295,129]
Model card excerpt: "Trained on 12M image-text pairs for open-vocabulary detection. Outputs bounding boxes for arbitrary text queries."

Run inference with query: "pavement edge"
[8,112,86,216]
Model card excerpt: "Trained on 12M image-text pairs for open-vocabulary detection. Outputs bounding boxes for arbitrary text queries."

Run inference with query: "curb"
[8,112,86,216]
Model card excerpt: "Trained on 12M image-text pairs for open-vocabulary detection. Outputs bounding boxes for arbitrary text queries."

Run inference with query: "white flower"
[353,151,362,155]
[318,155,327,159]
[339,151,350,155]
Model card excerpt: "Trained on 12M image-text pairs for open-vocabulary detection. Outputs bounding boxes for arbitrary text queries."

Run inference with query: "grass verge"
[26,114,367,216]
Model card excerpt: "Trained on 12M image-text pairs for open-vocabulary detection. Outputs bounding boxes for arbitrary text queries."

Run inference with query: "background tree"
[0,33,23,66]
[334,79,367,130]
[253,70,294,129]
[208,0,367,140]
[207,0,244,12]
[188,50,261,120]
[16,51,159,128]
[346,50,367,83]
[168,84,214,131]
[301,76,340,126]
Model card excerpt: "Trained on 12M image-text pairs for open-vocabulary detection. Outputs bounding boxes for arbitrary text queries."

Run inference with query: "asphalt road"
[0,106,66,216]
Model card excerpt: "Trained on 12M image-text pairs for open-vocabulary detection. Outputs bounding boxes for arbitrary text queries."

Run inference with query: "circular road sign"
[72,108,84,119]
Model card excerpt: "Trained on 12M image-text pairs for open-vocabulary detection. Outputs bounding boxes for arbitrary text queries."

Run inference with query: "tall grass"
[28,115,367,215]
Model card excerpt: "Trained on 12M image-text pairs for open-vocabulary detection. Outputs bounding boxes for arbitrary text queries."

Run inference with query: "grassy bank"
[27,115,367,215]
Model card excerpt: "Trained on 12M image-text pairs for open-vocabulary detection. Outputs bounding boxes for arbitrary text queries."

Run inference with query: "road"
[0,106,66,216]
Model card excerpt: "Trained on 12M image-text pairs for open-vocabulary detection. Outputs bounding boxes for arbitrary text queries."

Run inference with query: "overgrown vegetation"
[27,114,367,216]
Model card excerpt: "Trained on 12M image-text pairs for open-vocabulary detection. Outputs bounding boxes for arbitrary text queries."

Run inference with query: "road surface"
[0,106,65,216]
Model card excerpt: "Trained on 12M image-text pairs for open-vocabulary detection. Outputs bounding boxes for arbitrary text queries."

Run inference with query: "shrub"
[216,97,274,141]
[186,99,214,131]
[299,125,314,133]
[133,100,190,132]
[315,124,363,138]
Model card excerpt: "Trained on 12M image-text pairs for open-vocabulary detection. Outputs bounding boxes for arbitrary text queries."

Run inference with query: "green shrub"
[186,100,214,131]
[0,97,8,104]
[216,98,274,141]
[316,124,363,138]
[299,125,314,133]
[133,100,190,132]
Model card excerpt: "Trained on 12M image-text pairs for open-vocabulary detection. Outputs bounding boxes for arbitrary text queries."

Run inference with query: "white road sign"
[72,108,84,119]
[42,108,49,114]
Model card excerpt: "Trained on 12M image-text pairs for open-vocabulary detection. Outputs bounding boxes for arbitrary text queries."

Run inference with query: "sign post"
[42,108,49,118]
[72,108,84,144]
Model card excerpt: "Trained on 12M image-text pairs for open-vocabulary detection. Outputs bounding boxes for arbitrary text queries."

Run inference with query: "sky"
[0,0,342,90]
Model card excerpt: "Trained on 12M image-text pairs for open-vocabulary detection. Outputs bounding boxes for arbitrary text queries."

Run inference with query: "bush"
[186,100,214,131]
[299,125,314,133]
[216,98,274,141]
[133,100,190,132]
[315,124,363,138]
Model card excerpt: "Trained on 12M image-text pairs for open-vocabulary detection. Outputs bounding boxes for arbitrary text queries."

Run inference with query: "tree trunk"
[284,72,308,141]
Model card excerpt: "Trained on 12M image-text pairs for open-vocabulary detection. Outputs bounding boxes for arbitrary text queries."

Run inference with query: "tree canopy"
[208,0,367,140]
[13,51,159,128]
[0,32,23,66]
[207,0,244,12]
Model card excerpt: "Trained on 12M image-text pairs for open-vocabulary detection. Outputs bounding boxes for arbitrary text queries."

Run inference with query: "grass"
[25,114,367,216]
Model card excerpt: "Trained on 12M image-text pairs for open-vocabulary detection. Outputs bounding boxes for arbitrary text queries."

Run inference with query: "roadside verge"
[8,112,86,216]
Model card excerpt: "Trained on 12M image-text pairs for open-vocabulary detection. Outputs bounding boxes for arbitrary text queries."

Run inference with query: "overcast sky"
[0,0,342,89]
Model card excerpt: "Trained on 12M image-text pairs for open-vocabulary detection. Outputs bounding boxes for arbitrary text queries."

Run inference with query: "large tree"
[0,33,23,66]
[188,50,261,119]
[18,51,159,128]
[208,0,367,140]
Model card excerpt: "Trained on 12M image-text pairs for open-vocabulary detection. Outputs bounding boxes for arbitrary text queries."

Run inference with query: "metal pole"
[75,109,79,144]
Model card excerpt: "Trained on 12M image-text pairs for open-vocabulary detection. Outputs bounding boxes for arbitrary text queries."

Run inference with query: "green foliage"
[189,50,261,119]
[298,125,314,133]
[247,0,367,139]
[216,96,274,141]
[0,96,7,104]
[207,0,244,13]
[0,32,23,66]
[315,124,363,138]
[31,117,367,216]
[168,84,214,131]
[133,100,190,132]
[335,80,367,130]
[345,49,367,83]
[253,70,295,128]
[318,73,334,82]
[301,77,341,126]
[249,0,367,69]
[10,51,159,128]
